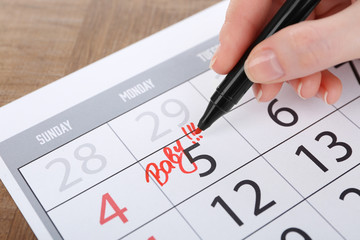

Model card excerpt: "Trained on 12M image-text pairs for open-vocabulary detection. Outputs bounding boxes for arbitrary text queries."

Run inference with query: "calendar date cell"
[123,210,199,240]
[109,83,209,159]
[20,125,137,211]
[225,84,334,153]
[308,164,360,240]
[264,111,360,197]
[340,97,360,128]
[142,116,258,204]
[177,158,301,240]
[331,61,360,108]
[247,202,342,240]
[48,164,172,240]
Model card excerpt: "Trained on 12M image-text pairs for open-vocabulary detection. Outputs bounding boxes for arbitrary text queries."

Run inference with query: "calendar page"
[1,1,360,239]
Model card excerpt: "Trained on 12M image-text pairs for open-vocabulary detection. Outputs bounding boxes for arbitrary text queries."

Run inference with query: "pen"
[197,0,321,131]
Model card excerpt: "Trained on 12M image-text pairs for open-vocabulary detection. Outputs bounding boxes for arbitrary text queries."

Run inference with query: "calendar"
[1,1,360,239]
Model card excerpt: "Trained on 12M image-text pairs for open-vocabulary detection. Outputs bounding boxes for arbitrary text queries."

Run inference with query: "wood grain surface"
[0,0,222,239]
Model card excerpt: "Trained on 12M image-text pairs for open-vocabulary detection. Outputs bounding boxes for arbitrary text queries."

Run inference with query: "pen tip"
[195,128,202,134]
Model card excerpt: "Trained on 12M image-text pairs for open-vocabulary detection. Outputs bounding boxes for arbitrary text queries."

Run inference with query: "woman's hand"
[211,0,360,104]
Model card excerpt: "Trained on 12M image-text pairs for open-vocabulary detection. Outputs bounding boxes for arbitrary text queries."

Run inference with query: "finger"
[288,72,321,99]
[210,0,273,74]
[315,0,352,18]
[317,70,342,104]
[244,1,360,84]
[252,82,283,102]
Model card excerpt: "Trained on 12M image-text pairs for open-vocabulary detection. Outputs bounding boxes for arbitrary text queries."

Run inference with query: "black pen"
[197,0,321,131]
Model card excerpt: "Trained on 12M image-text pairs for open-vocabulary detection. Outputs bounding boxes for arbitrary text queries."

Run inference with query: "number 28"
[46,143,107,192]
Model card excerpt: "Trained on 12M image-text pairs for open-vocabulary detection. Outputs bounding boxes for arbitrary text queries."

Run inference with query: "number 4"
[100,193,128,225]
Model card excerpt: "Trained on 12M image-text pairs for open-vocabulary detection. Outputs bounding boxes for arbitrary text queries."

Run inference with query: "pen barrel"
[212,0,321,107]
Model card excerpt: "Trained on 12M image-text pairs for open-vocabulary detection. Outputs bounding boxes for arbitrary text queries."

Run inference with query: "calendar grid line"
[0,35,222,239]
[249,95,360,157]
[189,74,358,165]
[174,155,260,203]
[16,76,207,171]
[19,78,356,183]
[349,61,360,85]
[107,124,189,240]
[243,96,360,237]
[20,92,359,239]
[188,80,256,113]
[118,173,304,240]
[13,68,360,239]
[172,156,359,240]
[304,200,346,239]
[223,114,350,238]
[220,119,329,238]
[242,200,304,239]
[152,89,354,211]
[189,74,360,238]
[298,162,360,240]
[304,162,360,206]
[45,160,139,213]
[22,84,360,214]
[43,124,200,214]
[2,19,358,239]
[117,208,176,240]
[110,156,263,239]
[223,117,306,198]
[231,97,256,111]
[261,152,348,237]
[114,155,357,240]
[338,107,360,130]
[336,95,359,109]
[330,95,360,114]
[44,127,190,212]
[107,123,204,240]
[14,81,215,238]
[18,170,65,240]
[17,123,107,170]
[136,161,204,240]
[39,91,359,238]
[260,154,347,239]
[243,162,360,239]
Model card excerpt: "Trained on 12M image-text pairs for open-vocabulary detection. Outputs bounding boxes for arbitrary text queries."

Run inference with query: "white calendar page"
[1,1,360,239]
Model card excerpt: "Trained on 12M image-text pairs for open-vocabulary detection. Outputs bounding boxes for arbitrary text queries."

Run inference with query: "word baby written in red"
[145,122,204,186]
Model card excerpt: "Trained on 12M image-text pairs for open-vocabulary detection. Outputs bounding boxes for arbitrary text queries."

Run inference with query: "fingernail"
[323,91,329,104]
[297,82,306,99]
[209,55,217,69]
[253,84,263,102]
[209,45,220,69]
[256,89,263,102]
[245,49,284,83]
[316,87,329,104]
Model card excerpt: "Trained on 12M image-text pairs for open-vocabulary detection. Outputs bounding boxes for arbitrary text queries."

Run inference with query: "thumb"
[244,1,360,84]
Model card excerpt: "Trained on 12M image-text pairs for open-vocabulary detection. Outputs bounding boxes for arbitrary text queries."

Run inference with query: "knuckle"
[288,24,331,69]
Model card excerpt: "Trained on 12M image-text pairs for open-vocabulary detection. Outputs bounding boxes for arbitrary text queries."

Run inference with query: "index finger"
[211,0,279,74]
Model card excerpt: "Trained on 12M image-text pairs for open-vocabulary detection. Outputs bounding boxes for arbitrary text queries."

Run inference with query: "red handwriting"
[145,122,204,186]
[145,140,197,186]
[181,122,203,144]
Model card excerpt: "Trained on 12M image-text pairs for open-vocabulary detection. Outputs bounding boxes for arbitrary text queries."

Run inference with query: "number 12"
[211,180,276,226]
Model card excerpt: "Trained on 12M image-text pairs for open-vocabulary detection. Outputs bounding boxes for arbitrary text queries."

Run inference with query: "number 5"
[183,143,216,177]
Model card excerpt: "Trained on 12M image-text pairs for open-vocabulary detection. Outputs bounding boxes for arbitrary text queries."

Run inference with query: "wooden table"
[0,0,221,238]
